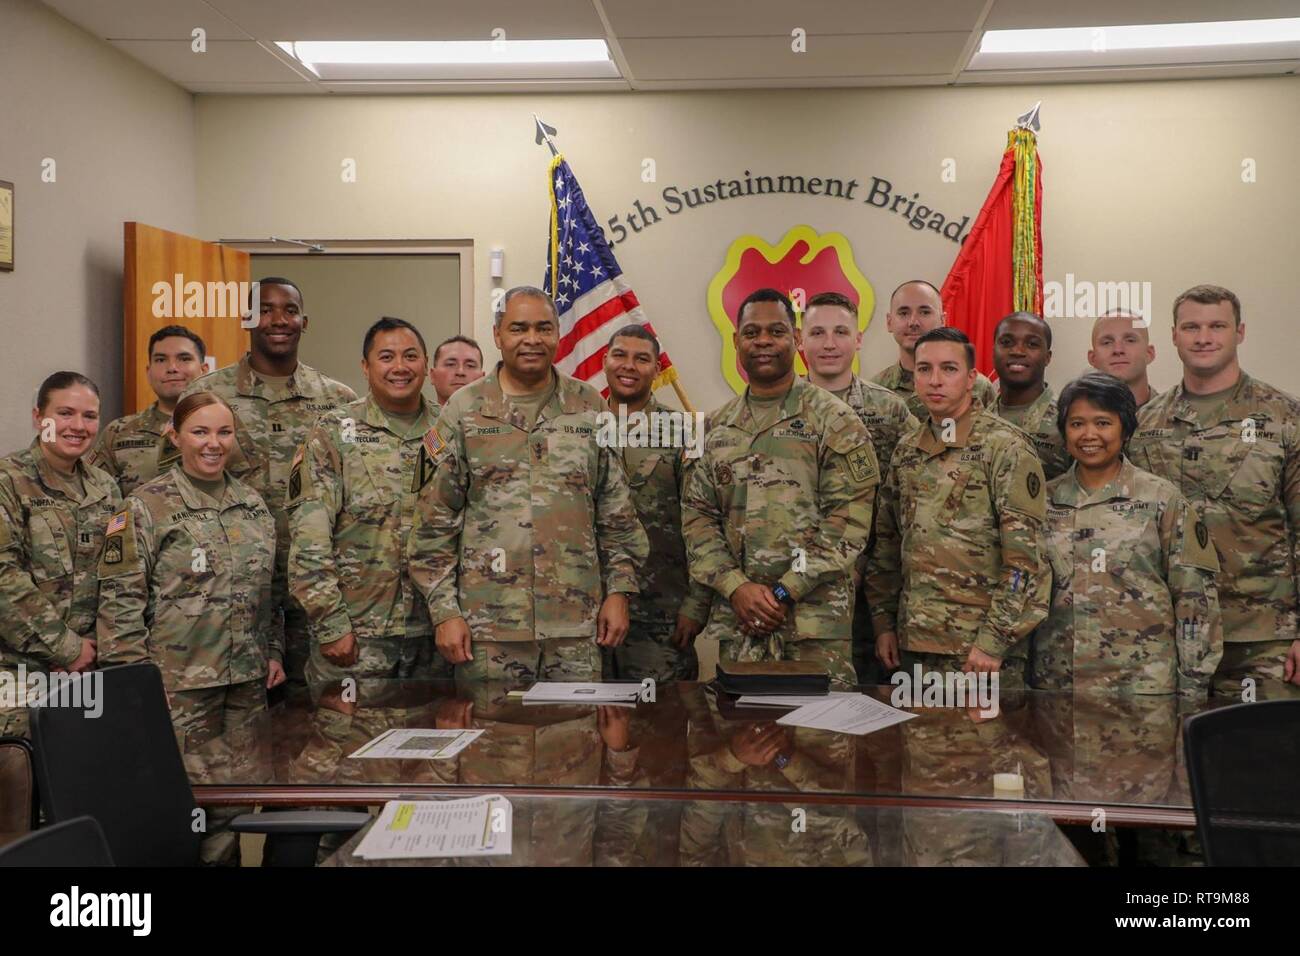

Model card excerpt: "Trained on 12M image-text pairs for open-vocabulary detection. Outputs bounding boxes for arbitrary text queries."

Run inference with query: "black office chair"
[1183,698,1300,866]
[30,663,368,867]
[0,735,39,848]
[0,815,113,867]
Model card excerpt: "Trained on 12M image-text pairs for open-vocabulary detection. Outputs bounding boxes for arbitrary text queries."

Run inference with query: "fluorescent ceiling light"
[980,18,1300,53]
[276,39,611,68]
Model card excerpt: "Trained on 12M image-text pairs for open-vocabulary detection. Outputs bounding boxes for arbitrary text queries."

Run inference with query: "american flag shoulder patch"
[106,510,128,536]
[422,426,447,460]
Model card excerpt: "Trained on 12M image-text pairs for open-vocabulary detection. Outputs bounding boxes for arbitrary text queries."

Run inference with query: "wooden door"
[123,223,250,414]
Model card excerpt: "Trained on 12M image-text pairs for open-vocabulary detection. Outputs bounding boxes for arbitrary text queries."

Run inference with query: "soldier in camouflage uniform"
[287,318,446,684]
[991,312,1069,480]
[97,392,279,864]
[1128,285,1300,699]
[0,373,118,738]
[1089,311,1161,409]
[408,287,648,682]
[181,278,357,684]
[87,325,206,495]
[802,292,916,685]
[868,328,1050,688]
[600,325,712,682]
[682,289,879,687]
[871,279,997,419]
[1033,373,1222,697]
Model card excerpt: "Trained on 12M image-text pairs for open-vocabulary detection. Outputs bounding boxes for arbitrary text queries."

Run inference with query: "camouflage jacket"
[0,440,121,671]
[1129,372,1300,644]
[182,354,357,609]
[867,404,1050,658]
[286,393,441,646]
[871,361,998,420]
[681,378,879,644]
[86,402,178,497]
[96,466,277,691]
[409,368,648,643]
[992,385,1070,480]
[1033,459,1222,696]
[612,395,712,628]
[827,375,917,478]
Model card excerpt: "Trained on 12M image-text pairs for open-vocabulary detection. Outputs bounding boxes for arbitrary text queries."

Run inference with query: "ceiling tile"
[603,0,988,37]
[42,0,248,40]
[107,40,314,83]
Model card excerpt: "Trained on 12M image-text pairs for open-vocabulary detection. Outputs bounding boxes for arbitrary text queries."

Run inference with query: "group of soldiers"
[3,273,1299,749]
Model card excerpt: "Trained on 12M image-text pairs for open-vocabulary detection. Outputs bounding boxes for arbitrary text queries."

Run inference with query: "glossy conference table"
[321,794,1085,867]
[190,679,1223,832]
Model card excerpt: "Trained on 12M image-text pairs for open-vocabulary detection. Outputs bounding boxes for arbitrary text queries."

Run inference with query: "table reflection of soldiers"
[678,687,871,866]
[1029,689,1185,866]
[898,695,1051,866]
[392,680,654,866]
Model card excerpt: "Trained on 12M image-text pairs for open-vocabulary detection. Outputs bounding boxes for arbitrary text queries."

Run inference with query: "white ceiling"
[40,0,1300,94]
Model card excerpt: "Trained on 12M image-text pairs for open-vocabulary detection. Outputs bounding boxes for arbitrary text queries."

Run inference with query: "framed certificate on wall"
[0,180,13,271]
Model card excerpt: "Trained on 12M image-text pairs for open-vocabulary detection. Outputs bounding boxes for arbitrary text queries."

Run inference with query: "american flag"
[544,156,677,397]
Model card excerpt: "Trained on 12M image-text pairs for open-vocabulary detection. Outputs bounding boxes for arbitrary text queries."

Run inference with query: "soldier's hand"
[597,593,630,647]
[266,659,287,689]
[963,646,1002,673]
[322,631,359,667]
[875,631,901,670]
[730,583,786,633]
[63,637,97,674]
[436,617,473,664]
[671,613,705,649]
[729,722,786,767]
[1284,639,1300,685]
[597,705,632,751]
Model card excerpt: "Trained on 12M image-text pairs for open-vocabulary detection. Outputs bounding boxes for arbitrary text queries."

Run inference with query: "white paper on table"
[347,727,483,760]
[734,691,860,708]
[521,682,641,704]
[353,795,513,860]
[776,693,917,736]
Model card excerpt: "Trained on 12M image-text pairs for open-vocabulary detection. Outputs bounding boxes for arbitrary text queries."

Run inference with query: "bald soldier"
[88,325,206,495]
[287,317,447,684]
[801,290,916,683]
[872,279,997,418]
[1089,310,1160,408]
[682,288,879,686]
[869,327,1050,686]
[991,312,1070,480]
[601,324,712,682]
[408,286,648,681]
[182,277,357,684]
[1129,284,1300,698]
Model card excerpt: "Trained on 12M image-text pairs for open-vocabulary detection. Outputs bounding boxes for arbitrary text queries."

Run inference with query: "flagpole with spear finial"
[533,114,696,413]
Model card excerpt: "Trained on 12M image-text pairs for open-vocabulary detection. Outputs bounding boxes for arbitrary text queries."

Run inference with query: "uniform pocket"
[27,512,73,583]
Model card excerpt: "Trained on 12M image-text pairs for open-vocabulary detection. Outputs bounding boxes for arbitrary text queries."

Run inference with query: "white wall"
[193,77,1300,413]
[0,0,198,451]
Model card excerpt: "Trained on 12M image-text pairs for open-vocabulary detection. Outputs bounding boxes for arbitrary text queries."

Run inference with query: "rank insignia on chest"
[716,463,733,486]
[103,536,123,565]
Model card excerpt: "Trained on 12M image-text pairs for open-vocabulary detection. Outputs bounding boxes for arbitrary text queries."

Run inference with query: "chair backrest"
[0,815,113,867]
[0,736,38,845]
[1183,699,1300,866]
[31,663,200,867]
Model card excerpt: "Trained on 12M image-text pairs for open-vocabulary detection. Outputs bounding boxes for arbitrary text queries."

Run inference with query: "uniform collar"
[171,464,256,511]
[24,438,111,505]
[725,377,808,434]
[140,402,170,433]
[1169,371,1256,427]
[361,392,437,436]
[234,352,327,400]
[1050,456,1137,508]
[475,364,585,428]
[915,401,978,455]
[994,383,1054,418]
